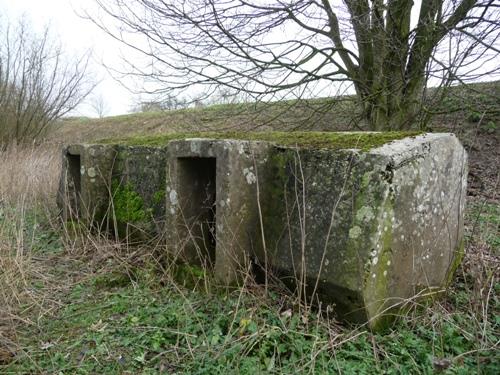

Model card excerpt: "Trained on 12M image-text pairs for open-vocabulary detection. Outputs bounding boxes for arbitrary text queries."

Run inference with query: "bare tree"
[0,16,93,147]
[89,0,499,130]
[210,87,244,105]
[130,95,188,113]
[89,93,111,118]
[132,100,165,113]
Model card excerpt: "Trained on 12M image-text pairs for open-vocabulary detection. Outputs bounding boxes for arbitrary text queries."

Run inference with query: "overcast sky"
[0,0,135,117]
[1,1,497,117]
[0,0,439,119]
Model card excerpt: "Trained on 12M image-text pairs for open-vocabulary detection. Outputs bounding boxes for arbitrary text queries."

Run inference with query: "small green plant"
[483,121,497,134]
[112,181,148,223]
[152,190,165,205]
[467,111,482,123]
[93,271,135,289]
[172,264,207,289]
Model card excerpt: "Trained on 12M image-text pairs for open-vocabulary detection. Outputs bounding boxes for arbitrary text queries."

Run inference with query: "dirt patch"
[464,131,499,201]
[433,121,499,202]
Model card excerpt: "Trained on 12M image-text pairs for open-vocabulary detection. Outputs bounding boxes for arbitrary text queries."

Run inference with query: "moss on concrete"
[444,238,465,286]
[363,195,395,331]
[259,149,294,258]
[112,181,148,223]
[99,131,422,151]
[153,190,165,205]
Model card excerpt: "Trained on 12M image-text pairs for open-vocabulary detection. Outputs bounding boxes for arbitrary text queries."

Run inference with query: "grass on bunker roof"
[98,130,423,151]
[0,81,499,373]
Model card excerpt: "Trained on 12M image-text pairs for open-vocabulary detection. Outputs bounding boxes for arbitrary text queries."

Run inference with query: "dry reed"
[0,143,61,361]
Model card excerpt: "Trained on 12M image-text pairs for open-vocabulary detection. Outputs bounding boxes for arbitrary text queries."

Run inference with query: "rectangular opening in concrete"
[177,157,216,265]
[66,152,81,217]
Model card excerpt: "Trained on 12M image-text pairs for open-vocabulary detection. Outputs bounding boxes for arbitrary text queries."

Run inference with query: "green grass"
[2,203,499,374]
[466,201,500,251]
[6,270,499,374]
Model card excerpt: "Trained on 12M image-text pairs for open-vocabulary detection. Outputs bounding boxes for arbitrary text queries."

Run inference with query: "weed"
[111,181,148,223]
[467,200,500,250]
[1,205,498,373]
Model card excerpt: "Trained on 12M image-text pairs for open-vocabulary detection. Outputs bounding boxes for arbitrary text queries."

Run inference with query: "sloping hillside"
[49,81,499,144]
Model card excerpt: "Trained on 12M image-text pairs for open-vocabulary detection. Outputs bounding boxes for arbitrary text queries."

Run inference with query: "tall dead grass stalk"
[0,143,61,208]
[0,143,61,360]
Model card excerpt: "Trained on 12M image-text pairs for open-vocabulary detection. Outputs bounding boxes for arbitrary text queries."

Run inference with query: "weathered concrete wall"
[58,144,169,238]
[58,132,467,330]
[366,134,467,326]
[258,134,467,329]
[110,145,168,238]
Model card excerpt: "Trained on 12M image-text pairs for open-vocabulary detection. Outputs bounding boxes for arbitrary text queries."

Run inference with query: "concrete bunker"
[58,132,467,330]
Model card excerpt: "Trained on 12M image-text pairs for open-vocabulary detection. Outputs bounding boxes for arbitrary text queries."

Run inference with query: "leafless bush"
[88,93,111,119]
[0,16,93,148]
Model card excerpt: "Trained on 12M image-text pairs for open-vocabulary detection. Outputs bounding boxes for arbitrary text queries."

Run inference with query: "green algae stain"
[444,238,465,286]
[259,149,296,258]
[364,196,395,331]
[112,181,147,223]
[99,131,422,151]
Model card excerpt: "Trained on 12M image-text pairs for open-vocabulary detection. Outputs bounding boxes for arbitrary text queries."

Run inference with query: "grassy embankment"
[0,82,498,373]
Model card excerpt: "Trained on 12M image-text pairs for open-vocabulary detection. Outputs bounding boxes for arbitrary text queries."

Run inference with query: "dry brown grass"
[0,142,161,364]
[0,143,61,361]
[0,144,61,208]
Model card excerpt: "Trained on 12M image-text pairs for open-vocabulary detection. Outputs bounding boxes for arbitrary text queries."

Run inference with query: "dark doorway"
[177,157,216,265]
[66,153,81,217]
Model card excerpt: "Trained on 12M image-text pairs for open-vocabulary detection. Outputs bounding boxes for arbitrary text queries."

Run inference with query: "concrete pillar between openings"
[165,139,270,285]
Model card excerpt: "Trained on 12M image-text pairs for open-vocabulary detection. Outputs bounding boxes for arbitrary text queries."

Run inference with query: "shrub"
[0,16,93,148]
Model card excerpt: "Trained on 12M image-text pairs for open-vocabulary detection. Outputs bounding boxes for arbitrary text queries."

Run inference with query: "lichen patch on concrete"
[169,190,178,205]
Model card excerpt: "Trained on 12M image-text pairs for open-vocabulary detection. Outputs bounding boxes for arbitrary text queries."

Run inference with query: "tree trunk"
[357,73,427,131]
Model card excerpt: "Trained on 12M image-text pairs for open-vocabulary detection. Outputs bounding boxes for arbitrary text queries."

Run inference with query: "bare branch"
[86,0,499,130]
[0,16,94,146]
